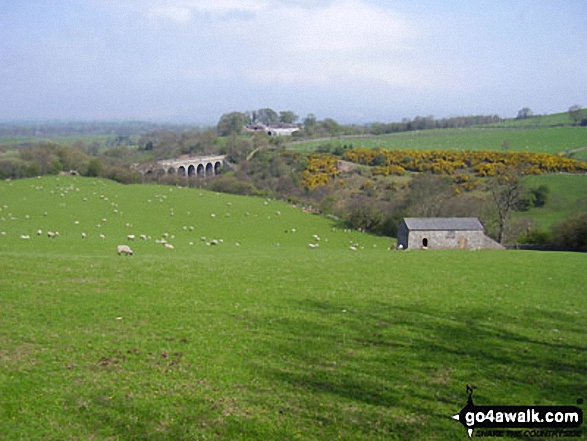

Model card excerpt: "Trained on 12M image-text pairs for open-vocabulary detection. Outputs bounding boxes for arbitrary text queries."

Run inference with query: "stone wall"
[407,230,503,250]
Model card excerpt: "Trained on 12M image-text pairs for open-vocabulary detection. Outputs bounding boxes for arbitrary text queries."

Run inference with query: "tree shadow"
[247,298,586,436]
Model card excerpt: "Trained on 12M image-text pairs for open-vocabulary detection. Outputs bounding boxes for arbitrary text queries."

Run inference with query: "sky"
[1,0,586,124]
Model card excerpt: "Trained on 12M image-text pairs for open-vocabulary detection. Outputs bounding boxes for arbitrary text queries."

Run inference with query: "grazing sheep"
[139,234,147,240]
[37,229,43,236]
[20,235,30,239]
[210,240,218,246]
[397,244,404,250]
[117,245,133,256]
[349,246,357,251]
[127,234,135,240]
[47,231,57,238]
[81,233,87,239]
[99,234,106,239]
[164,243,174,249]
[308,243,319,249]
[313,235,320,241]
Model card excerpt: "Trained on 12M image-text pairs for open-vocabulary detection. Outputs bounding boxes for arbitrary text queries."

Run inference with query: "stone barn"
[396,217,504,250]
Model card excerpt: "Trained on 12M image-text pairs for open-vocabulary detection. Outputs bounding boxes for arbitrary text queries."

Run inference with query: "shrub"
[551,213,587,248]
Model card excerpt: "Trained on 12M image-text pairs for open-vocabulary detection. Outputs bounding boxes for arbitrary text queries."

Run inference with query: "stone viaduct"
[137,155,227,178]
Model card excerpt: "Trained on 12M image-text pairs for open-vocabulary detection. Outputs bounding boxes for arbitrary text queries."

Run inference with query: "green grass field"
[289,127,587,158]
[517,174,587,229]
[1,177,585,440]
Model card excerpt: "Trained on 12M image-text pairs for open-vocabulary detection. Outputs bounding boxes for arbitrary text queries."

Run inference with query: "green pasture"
[0,134,140,150]
[289,127,587,158]
[1,177,585,440]
[516,174,587,229]
[485,112,575,128]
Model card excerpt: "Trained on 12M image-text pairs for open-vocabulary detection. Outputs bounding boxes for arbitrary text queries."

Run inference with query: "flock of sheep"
[2,179,385,256]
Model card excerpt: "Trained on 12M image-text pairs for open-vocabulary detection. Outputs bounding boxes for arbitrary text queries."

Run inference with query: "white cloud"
[148,6,193,23]
[145,0,269,23]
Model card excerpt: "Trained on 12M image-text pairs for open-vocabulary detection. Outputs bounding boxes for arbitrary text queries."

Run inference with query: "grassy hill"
[1,177,585,439]
[288,127,587,158]
[516,174,587,229]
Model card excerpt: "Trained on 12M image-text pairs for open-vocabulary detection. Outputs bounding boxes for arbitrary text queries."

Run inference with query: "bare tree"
[489,166,524,243]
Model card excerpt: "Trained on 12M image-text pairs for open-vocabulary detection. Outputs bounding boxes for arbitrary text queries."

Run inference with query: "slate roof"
[403,217,484,231]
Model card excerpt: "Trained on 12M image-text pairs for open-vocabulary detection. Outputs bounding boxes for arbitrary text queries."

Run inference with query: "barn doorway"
[422,238,428,248]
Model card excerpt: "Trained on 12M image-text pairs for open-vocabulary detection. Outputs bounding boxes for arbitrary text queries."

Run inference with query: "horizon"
[1,1,586,124]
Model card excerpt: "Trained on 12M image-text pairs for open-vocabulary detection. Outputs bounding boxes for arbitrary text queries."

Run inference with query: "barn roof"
[403,217,484,231]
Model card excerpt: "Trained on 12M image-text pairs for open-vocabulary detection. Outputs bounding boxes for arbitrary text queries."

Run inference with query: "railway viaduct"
[137,155,227,177]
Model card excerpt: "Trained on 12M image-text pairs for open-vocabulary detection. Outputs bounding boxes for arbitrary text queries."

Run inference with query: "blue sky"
[1,0,586,124]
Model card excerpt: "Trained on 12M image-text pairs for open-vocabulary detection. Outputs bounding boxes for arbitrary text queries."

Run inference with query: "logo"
[452,386,583,438]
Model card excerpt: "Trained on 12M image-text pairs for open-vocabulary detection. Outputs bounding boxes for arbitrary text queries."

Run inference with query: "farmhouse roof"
[403,217,484,231]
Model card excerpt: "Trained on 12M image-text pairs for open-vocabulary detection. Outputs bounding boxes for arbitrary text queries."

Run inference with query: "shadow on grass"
[249,299,586,437]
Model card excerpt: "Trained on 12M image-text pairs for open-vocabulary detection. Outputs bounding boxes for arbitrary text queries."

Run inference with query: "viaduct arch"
[139,155,226,178]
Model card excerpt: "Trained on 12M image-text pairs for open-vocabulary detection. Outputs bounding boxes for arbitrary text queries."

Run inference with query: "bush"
[517,229,552,245]
[206,174,257,196]
[345,197,383,232]
[551,213,587,248]
[529,185,549,208]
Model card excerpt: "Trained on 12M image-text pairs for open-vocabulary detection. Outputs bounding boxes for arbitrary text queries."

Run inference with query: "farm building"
[244,122,300,136]
[397,217,504,250]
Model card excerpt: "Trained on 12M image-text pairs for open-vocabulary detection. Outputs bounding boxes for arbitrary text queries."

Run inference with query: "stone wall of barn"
[406,230,503,250]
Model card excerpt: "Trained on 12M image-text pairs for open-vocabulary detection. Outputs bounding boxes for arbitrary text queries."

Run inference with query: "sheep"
[210,240,218,246]
[127,234,135,241]
[47,231,57,238]
[139,234,147,240]
[37,229,43,236]
[349,246,357,251]
[81,232,87,239]
[308,243,319,249]
[397,244,404,250]
[20,235,30,240]
[117,245,133,256]
[99,234,106,239]
[164,243,174,249]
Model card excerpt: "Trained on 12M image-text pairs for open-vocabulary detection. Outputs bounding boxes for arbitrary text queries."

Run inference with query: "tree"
[516,107,533,120]
[568,105,584,125]
[216,112,251,136]
[551,213,587,248]
[489,166,524,243]
[404,173,455,218]
[256,108,279,125]
[279,110,298,124]
[85,158,104,177]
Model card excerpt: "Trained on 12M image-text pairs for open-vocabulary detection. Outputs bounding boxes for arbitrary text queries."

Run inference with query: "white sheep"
[37,229,43,236]
[127,234,135,240]
[20,235,30,240]
[139,234,147,240]
[164,243,174,249]
[99,234,106,239]
[81,233,87,239]
[117,245,133,256]
[47,231,57,238]
[308,243,319,249]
